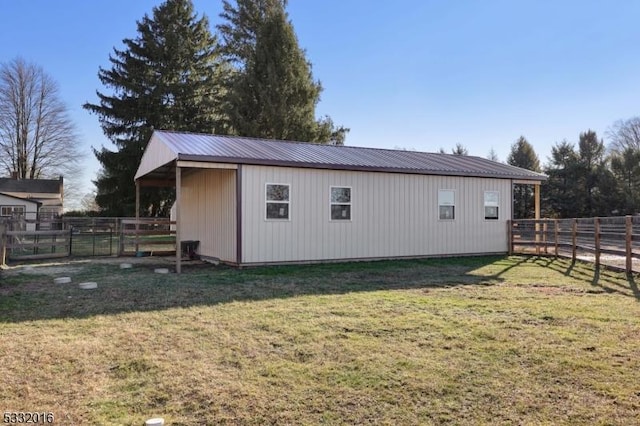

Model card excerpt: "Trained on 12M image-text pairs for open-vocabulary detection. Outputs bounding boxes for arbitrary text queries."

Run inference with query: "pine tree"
[451,143,468,155]
[218,0,288,64]
[576,130,607,216]
[610,147,640,214]
[507,136,540,219]
[84,0,228,216]
[543,141,580,218]
[219,0,347,144]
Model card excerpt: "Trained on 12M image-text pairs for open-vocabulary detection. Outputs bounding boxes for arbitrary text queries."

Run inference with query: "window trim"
[438,189,456,221]
[484,190,500,221]
[265,182,291,221]
[0,205,26,217]
[329,186,352,222]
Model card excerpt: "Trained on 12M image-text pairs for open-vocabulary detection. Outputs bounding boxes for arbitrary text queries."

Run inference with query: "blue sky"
[2,1,639,196]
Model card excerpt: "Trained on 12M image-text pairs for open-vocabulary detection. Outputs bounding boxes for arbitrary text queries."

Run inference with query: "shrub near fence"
[510,216,640,273]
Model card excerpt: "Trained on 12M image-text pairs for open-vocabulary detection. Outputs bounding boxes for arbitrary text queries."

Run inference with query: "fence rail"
[509,216,640,273]
[0,217,175,264]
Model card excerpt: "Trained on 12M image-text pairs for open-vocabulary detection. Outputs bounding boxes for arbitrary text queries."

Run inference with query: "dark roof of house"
[148,130,547,181]
[0,177,62,194]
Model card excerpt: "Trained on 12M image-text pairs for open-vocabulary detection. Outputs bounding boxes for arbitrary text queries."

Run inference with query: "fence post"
[572,219,577,263]
[554,219,559,257]
[118,219,124,256]
[1,223,6,267]
[68,227,73,256]
[626,215,633,274]
[594,217,601,269]
[507,220,513,255]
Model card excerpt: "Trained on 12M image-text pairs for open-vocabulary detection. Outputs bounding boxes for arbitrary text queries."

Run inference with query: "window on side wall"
[266,183,290,220]
[484,191,499,220]
[330,186,351,220]
[1,206,25,218]
[438,190,455,220]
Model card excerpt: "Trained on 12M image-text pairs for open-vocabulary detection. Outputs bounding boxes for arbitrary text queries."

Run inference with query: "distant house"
[135,131,546,271]
[0,192,41,225]
[0,176,64,222]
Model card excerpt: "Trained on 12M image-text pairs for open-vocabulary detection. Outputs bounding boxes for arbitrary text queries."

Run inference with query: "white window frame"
[438,190,456,221]
[330,186,352,221]
[484,191,500,220]
[1,205,25,217]
[265,183,291,221]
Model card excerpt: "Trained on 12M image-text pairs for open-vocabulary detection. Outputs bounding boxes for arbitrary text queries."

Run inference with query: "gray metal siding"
[241,165,511,264]
[180,169,236,263]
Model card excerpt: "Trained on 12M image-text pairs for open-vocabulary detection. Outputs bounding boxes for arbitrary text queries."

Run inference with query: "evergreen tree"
[576,130,607,216]
[543,141,580,218]
[84,0,227,216]
[543,132,614,218]
[219,0,347,144]
[451,143,468,155]
[487,147,500,162]
[610,147,640,214]
[507,136,540,219]
[218,0,287,64]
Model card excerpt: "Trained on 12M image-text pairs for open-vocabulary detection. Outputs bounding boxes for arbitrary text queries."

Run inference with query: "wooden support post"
[0,224,6,267]
[507,220,513,255]
[535,220,540,256]
[572,219,577,263]
[175,166,182,274]
[135,180,140,254]
[534,183,540,219]
[543,221,548,254]
[626,215,633,274]
[594,217,601,269]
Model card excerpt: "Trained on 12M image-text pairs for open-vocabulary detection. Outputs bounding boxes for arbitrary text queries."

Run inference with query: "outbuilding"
[135,131,546,271]
[0,192,41,231]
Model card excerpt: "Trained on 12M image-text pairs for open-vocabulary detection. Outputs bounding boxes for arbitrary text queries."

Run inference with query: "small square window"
[485,206,498,220]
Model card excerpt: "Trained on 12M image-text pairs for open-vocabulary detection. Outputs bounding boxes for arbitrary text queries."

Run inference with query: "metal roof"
[142,130,547,181]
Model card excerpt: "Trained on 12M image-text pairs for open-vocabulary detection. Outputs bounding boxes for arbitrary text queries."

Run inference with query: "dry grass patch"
[1,256,640,424]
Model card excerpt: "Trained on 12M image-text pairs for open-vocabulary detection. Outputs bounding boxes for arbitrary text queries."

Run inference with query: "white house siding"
[241,165,512,264]
[180,168,236,263]
[0,193,39,230]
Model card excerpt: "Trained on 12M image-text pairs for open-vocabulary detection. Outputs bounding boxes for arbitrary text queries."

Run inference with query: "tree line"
[82,0,348,216]
[506,119,640,219]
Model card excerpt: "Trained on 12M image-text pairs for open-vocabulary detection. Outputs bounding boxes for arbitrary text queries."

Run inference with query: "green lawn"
[1,256,639,425]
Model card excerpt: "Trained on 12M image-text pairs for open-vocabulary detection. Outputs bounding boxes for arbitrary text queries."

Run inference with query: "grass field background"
[1,256,639,425]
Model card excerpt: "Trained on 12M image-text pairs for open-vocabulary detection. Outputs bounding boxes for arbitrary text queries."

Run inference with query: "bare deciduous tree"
[0,57,81,183]
[606,117,640,153]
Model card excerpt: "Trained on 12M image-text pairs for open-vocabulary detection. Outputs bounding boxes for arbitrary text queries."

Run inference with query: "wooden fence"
[119,218,176,256]
[0,217,175,264]
[509,216,640,274]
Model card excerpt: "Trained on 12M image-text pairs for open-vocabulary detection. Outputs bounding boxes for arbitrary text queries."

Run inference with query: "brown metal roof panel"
[154,131,547,180]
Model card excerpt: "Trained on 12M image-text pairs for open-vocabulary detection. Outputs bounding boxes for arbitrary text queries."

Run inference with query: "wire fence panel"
[0,217,173,261]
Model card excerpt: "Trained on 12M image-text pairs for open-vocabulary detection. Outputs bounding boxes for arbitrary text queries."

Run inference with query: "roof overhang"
[0,192,42,206]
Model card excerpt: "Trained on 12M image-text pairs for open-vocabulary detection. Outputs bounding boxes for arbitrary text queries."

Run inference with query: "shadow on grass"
[0,255,516,323]
[535,256,640,300]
